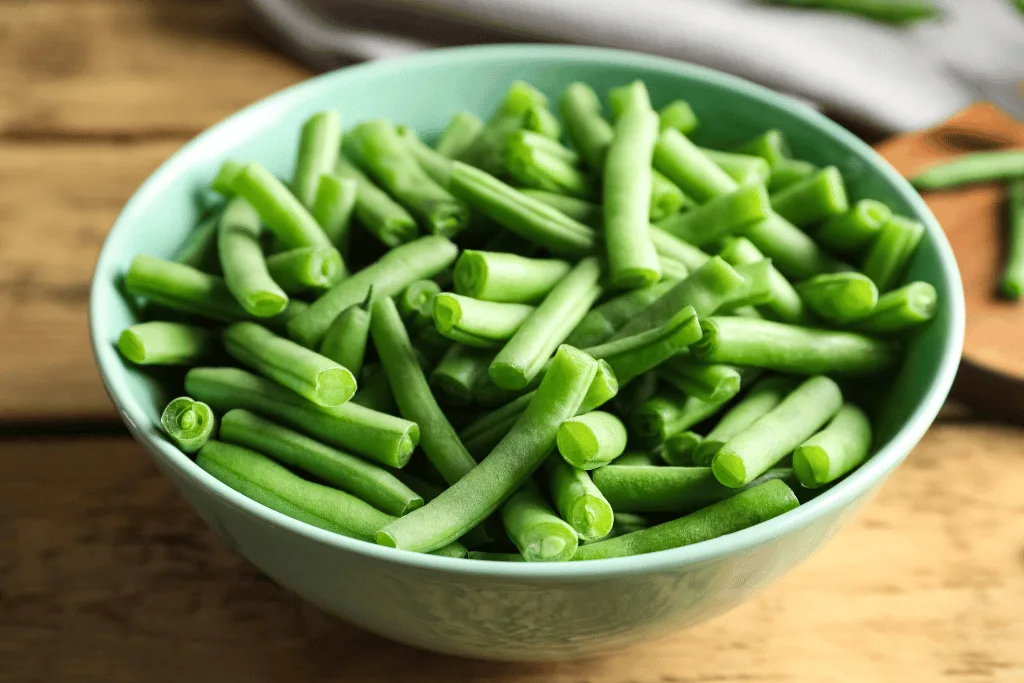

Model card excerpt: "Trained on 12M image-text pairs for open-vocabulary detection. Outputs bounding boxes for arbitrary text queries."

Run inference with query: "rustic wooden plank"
[0,0,309,139]
[3,424,1023,682]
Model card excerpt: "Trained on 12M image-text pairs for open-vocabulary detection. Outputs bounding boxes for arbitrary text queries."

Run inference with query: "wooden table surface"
[2,1,1023,681]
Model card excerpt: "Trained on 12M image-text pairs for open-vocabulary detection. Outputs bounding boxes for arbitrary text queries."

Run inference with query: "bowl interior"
[91,44,964,572]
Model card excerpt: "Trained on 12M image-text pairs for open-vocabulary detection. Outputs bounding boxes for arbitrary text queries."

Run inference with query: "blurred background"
[2,0,1023,681]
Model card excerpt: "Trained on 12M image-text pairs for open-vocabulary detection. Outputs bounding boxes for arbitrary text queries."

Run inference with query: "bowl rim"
[90,42,965,579]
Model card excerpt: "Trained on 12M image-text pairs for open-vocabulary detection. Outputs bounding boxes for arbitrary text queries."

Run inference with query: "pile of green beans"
[116,79,939,562]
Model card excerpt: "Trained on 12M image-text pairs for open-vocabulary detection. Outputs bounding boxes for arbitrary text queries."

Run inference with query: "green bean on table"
[230,162,332,249]
[435,111,484,159]
[333,156,419,248]
[501,483,579,562]
[910,149,1024,190]
[796,272,879,324]
[848,281,937,334]
[1004,179,1024,299]
[266,246,345,294]
[547,457,614,541]
[311,174,358,253]
[692,375,797,466]
[318,298,371,377]
[453,250,571,303]
[793,402,873,489]
[217,196,290,317]
[769,166,849,228]
[292,111,342,209]
[118,322,214,366]
[161,396,216,453]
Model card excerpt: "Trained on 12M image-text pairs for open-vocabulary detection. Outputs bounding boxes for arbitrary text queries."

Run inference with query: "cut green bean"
[118,322,214,365]
[186,367,418,468]
[742,212,846,280]
[653,128,738,203]
[658,357,743,403]
[288,235,458,348]
[559,82,614,169]
[657,183,771,247]
[661,431,703,466]
[435,111,484,159]
[658,100,699,135]
[650,227,714,271]
[504,133,594,199]
[231,162,331,249]
[453,249,571,303]
[862,215,925,292]
[501,483,579,562]
[693,375,797,466]
[396,280,441,323]
[311,174,358,253]
[377,345,599,552]
[318,299,371,377]
[632,387,730,446]
[547,457,614,541]
[593,465,794,514]
[769,166,849,228]
[458,81,549,176]
[712,375,842,487]
[815,199,893,255]
[849,281,937,334]
[345,120,470,237]
[793,403,872,488]
[370,297,477,484]
[429,294,531,348]
[565,278,680,348]
[518,188,602,227]
[176,211,222,273]
[395,126,456,188]
[449,161,597,256]
[220,409,423,516]
[509,130,581,165]
[767,157,818,192]
[797,272,879,324]
[523,102,561,139]
[574,479,799,560]
[430,344,492,405]
[613,451,661,467]
[717,236,805,323]
[604,81,662,289]
[700,148,772,187]
[211,160,244,196]
[693,316,897,375]
[161,396,216,453]
[910,149,1024,189]
[217,196,289,317]
[733,130,791,167]
[125,254,258,323]
[489,258,603,390]
[350,362,396,414]
[266,246,345,294]
[557,411,628,470]
[650,170,691,220]
[292,111,342,209]
[224,322,356,406]
[333,156,419,247]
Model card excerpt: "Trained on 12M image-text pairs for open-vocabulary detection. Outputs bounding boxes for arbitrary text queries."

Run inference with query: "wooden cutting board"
[875,103,1024,421]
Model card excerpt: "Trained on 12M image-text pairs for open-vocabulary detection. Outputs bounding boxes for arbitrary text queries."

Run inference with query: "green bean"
[796,272,879,324]
[657,184,771,247]
[176,211,222,273]
[504,133,594,199]
[333,156,419,247]
[650,170,692,220]
[565,278,680,348]
[793,403,872,488]
[467,551,525,562]
[658,356,743,403]
[292,111,342,209]
[224,322,356,406]
[378,345,599,552]
[573,479,799,560]
[510,130,581,165]
[557,411,628,470]
[910,149,1024,189]
[125,254,264,323]
[848,281,937,334]
[311,174,358,253]
[211,160,244,196]
[661,431,703,466]
[432,293,534,348]
[396,280,441,325]
[733,129,791,167]
[345,120,470,237]
[767,157,818,192]
[318,298,371,377]
[231,162,332,249]
[219,409,423,516]
[658,100,699,135]
[717,236,805,323]
[653,128,738,203]
[185,367,418,468]
[489,257,603,390]
[501,483,579,562]
[118,322,214,365]
[370,297,477,484]
[604,81,662,289]
[523,102,561,140]
[815,199,893,255]
[453,249,571,303]
[449,161,597,256]
[712,375,842,487]
[693,376,797,466]
[459,81,549,176]
[161,396,216,453]
[350,362,396,414]
[608,370,659,417]
[435,111,484,158]
[700,149,772,187]
[547,457,614,540]
[430,344,492,405]
[861,215,925,292]
[559,82,615,170]
[266,246,345,294]
[769,166,849,228]
[287,235,458,348]
[631,387,730,446]
[742,212,847,280]
[593,465,794,514]
[394,126,456,188]
[649,227,714,271]
[693,316,897,375]
[612,451,661,467]
[217,196,289,316]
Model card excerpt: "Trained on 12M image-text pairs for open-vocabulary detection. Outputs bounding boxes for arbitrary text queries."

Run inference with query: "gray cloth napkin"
[244,0,1024,134]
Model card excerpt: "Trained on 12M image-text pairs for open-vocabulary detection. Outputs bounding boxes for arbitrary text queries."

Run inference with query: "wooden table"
[2,2,1023,681]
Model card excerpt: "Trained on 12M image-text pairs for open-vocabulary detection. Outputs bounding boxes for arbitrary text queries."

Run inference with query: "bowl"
[90,44,965,661]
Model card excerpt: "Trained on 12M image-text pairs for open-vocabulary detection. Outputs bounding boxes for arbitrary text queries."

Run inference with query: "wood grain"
[3,425,1023,682]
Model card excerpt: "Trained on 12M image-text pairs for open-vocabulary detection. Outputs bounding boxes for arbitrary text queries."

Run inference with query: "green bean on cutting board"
[910,149,1024,190]
[1003,179,1024,299]
[759,0,941,26]
[118,322,214,366]
[161,396,216,453]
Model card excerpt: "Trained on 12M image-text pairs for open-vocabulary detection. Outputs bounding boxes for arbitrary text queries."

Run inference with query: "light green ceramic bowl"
[90,44,964,661]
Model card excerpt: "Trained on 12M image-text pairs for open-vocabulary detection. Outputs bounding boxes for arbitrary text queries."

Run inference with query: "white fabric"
[245,0,1024,134]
